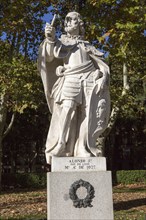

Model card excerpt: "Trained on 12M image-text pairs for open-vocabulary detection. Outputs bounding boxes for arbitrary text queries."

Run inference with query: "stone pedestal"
[47,157,113,220]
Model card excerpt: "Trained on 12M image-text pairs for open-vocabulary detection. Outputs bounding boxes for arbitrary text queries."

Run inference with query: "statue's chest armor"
[64,43,90,68]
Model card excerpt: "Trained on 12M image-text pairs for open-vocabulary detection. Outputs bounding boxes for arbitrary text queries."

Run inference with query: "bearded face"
[64,12,80,35]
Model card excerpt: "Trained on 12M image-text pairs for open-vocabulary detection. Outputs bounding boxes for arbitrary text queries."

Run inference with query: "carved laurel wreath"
[69,179,95,208]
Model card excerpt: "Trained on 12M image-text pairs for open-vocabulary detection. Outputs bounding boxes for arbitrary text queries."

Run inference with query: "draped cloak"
[38,37,110,162]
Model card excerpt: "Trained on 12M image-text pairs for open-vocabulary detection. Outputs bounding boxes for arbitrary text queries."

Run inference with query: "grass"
[0,215,46,220]
[0,185,146,220]
[114,210,146,220]
[1,212,146,220]
[113,187,146,193]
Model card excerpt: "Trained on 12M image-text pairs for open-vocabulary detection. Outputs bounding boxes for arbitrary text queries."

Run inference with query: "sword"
[51,14,57,26]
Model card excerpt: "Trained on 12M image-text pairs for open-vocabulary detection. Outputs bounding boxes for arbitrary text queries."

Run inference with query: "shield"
[87,55,110,156]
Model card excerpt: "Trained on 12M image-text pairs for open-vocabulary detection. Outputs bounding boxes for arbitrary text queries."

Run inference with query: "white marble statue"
[38,12,110,164]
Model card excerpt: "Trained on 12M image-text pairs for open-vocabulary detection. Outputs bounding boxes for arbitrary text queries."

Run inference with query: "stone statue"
[38,12,110,165]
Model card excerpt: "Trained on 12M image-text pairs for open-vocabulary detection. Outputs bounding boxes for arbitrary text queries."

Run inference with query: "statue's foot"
[79,152,92,157]
[66,152,73,157]
[76,149,92,157]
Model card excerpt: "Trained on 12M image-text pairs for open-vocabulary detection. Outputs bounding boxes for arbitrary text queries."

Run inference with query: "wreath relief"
[69,179,95,208]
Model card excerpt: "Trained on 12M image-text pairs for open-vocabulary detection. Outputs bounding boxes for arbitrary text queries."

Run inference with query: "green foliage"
[0,41,44,114]
[2,170,146,189]
[0,1,50,116]
[0,1,50,59]
[2,173,46,189]
[1,0,145,119]
[16,173,46,188]
[110,57,145,119]
[0,1,51,190]
[115,170,146,185]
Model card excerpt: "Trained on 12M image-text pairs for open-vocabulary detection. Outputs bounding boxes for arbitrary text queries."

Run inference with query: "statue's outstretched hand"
[45,23,55,41]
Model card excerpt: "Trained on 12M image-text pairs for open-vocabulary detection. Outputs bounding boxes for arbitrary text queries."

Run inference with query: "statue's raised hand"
[45,23,55,41]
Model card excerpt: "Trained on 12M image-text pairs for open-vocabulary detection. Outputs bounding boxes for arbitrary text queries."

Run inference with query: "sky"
[42,12,53,24]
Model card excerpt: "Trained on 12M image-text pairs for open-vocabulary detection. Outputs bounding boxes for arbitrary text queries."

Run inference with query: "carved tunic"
[38,34,110,163]
[51,36,102,105]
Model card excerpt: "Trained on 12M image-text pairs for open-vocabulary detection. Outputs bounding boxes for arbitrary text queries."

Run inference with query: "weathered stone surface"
[52,156,107,172]
[38,12,110,164]
[47,171,113,220]
[39,11,113,220]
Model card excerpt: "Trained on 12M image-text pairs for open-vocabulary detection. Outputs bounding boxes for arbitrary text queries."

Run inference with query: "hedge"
[2,170,146,189]
[2,173,47,189]
[113,170,146,185]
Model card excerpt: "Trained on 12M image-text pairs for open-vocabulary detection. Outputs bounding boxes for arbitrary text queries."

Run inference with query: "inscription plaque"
[52,157,106,172]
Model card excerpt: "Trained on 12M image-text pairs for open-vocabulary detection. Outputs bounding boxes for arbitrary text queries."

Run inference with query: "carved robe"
[38,35,110,163]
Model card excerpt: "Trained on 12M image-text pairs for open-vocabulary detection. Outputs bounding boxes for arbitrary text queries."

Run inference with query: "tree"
[83,0,146,154]
[0,40,45,188]
[0,0,51,189]
[1,0,145,185]
[0,1,51,58]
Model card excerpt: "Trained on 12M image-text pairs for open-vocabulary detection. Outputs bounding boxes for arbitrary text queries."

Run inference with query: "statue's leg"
[74,79,93,157]
[51,100,76,156]
[74,106,92,157]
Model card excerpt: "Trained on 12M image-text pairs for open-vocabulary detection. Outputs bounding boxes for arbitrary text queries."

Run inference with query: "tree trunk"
[122,61,129,96]
[0,95,7,191]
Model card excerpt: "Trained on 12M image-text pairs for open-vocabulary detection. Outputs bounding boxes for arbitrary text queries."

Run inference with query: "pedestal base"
[47,159,113,220]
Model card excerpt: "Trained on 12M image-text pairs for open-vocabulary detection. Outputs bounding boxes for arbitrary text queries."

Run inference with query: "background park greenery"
[0,1,146,219]
[0,0,146,190]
